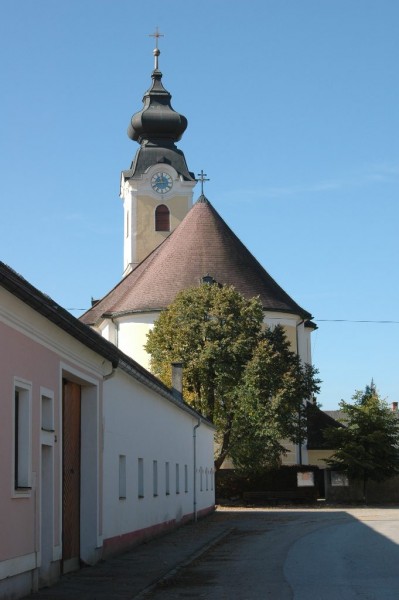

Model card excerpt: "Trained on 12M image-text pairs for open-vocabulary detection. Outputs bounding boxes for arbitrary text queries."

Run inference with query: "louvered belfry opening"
[155,204,170,231]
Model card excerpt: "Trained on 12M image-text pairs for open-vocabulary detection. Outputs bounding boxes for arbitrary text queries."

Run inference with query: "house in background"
[0,262,214,599]
[307,405,343,469]
[307,404,399,502]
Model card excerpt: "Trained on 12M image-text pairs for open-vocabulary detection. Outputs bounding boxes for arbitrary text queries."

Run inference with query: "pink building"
[0,262,214,599]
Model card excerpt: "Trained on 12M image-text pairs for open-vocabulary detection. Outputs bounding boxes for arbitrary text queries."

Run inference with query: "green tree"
[145,283,320,471]
[231,329,319,473]
[325,382,399,502]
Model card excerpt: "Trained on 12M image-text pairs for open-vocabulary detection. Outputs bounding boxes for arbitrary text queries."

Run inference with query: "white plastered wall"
[116,312,159,370]
[102,369,214,548]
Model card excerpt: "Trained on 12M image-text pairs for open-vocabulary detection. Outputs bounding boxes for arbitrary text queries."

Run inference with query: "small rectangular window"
[153,460,158,496]
[119,455,126,499]
[14,381,32,490]
[41,390,54,432]
[184,464,188,493]
[138,458,144,498]
[176,463,180,494]
[165,461,170,495]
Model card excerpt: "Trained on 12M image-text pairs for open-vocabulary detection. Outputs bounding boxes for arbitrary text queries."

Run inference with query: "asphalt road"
[144,507,399,599]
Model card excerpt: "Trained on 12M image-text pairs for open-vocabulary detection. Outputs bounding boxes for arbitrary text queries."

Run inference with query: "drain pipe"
[193,418,201,522]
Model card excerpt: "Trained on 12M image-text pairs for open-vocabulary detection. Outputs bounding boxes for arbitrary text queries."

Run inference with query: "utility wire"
[317,319,399,324]
[66,309,399,324]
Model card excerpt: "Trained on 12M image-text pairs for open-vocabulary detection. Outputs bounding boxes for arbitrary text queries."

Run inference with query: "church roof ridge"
[80,197,312,325]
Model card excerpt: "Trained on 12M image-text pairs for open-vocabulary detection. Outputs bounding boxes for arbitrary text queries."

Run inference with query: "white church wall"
[101,369,214,558]
[98,319,117,346]
[116,312,159,370]
[115,310,312,376]
[263,312,312,365]
[297,320,313,364]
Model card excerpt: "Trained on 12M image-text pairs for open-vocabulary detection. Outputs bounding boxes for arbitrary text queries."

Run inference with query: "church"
[81,39,316,465]
[0,37,320,599]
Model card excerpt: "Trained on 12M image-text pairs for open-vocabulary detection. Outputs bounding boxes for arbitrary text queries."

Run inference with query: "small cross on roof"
[197,170,210,195]
[149,27,164,69]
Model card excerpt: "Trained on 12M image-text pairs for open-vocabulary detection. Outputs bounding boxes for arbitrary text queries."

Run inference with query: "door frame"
[59,365,102,569]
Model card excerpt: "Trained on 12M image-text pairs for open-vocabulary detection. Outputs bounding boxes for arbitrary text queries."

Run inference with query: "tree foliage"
[231,329,319,472]
[325,382,399,501]
[145,283,320,471]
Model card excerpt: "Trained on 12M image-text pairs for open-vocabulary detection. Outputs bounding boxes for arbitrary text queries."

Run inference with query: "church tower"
[120,36,196,276]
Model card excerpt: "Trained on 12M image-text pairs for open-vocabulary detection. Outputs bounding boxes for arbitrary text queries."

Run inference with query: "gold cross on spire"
[197,170,210,195]
[149,27,164,69]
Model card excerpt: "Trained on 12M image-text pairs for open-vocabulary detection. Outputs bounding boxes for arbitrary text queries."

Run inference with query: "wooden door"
[62,380,81,573]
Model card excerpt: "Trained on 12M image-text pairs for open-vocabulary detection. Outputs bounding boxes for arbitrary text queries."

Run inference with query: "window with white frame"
[14,380,32,490]
[184,464,188,493]
[138,457,144,498]
[165,461,170,495]
[119,455,126,499]
[153,460,158,496]
[176,463,180,494]
[41,390,54,432]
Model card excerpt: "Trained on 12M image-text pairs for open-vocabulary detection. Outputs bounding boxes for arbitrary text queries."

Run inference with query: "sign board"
[331,471,349,487]
[297,471,314,487]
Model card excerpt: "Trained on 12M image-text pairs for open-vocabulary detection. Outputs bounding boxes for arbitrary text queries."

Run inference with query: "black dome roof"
[127,69,188,146]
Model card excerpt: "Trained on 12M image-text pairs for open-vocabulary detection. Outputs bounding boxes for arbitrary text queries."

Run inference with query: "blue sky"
[1,1,398,409]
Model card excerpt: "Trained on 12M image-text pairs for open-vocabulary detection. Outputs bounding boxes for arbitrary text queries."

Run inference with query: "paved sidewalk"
[24,511,233,600]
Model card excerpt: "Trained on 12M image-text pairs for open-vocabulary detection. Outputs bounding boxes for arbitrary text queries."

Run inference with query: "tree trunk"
[214,424,232,471]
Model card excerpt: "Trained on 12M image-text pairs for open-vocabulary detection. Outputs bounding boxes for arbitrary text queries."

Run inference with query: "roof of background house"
[0,261,213,426]
[324,410,346,424]
[307,404,343,450]
[81,195,312,326]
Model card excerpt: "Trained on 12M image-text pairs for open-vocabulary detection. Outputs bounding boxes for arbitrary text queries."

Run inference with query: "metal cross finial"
[149,27,164,70]
[197,170,210,195]
[149,26,164,49]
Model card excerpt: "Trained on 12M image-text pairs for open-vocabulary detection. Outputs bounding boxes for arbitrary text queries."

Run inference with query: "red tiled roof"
[80,196,311,325]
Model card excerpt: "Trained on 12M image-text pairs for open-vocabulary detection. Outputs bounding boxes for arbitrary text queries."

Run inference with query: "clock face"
[151,172,173,194]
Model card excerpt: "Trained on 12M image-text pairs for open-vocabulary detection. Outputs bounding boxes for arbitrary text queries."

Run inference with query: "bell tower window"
[155,204,170,232]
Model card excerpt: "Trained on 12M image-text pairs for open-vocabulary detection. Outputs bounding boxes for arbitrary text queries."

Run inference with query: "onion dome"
[127,48,188,147]
[123,42,194,181]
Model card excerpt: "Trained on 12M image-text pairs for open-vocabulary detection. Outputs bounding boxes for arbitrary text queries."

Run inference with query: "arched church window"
[155,204,170,231]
